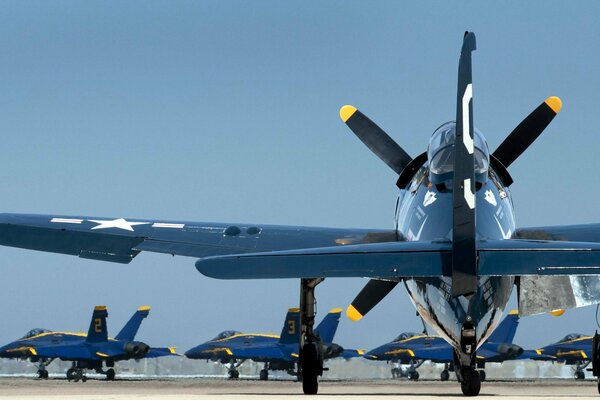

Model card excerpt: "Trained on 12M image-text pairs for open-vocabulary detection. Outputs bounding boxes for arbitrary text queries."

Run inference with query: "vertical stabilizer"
[86,306,109,343]
[314,308,342,344]
[115,306,151,341]
[487,310,519,344]
[278,308,300,345]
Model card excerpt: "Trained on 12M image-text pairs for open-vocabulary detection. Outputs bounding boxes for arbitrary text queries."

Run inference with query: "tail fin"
[86,306,109,343]
[488,310,519,344]
[115,306,151,341]
[278,308,300,345]
[314,308,342,344]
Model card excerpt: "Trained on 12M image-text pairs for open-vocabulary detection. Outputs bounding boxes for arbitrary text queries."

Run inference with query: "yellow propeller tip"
[545,96,562,114]
[339,105,357,122]
[346,305,363,321]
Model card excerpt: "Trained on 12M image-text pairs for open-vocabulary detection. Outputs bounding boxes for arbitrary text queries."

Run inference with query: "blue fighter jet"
[0,306,176,381]
[535,333,594,380]
[185,307,361,380]
[364,311,540,381]
[3,32,600,395]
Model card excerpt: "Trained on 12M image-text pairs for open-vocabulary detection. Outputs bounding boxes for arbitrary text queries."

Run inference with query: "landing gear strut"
[259,364,269,381]
[440,364,450,381]
[455,321,480,396]
[227,359,243,379]
[591,331,600,394]
[36,358,52,379]
[298,278,325,395]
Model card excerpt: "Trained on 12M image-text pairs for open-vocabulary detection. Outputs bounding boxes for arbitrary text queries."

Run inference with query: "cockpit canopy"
[393,332,420,342]
[212,330,241,340]
[559,333,586,342]
[21,328,51,339]
[427,122,490,184]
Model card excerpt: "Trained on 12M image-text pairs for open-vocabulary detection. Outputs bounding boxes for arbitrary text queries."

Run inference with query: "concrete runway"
[0,378,599,399]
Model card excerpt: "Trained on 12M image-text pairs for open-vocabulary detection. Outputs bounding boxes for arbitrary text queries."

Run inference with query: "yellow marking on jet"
[210,333,280,343]
[96,352,109,358]
[556,350,588,359]
[339,105,357,123]
[7,346,37,356]
[384,349,415,357]
[137,306,151,311]
[549,309,565,317]
[508,309,519,315]
[346,305,363,322]
[288,308,300,313]
[329,308,342,313]
[357,349,366,355]
[169,347,177,354]
[201,347,233,356]
[94,306,107,311]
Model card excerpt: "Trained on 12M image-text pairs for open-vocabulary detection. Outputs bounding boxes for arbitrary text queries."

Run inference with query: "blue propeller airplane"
[535,333,595,380]
[1,31,600,395]
[185,307,361,380]
[0,306,176,381]
[364,311,543,382]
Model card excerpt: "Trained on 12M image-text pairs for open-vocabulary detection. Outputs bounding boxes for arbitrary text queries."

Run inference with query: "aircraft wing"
[516,224,600,243]
[224,346,288,362]
[517,350,556,361]
[145,347,179,358]
[196,239,600,279]
[0,213,395,264]
[29,345,95,359]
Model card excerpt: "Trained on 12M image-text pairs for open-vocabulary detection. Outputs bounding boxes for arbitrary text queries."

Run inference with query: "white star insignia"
[88,218,149,232]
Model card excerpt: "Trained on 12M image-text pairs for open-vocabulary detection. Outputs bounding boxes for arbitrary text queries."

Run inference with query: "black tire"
[409,370,420,381]
[575,370,585,380]
[106,368,115,381]
[460,367,481,396]
[43,370,49,379]
[440,370,450,381]
[37,370,44,379]
[66,368,77,382]
[478,370,486,382]
[301,343,319,395]
[597,380,600,395]
[259,369,269,381]
[81,375,87,383]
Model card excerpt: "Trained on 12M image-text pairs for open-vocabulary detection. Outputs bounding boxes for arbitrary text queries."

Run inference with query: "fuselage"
[396,131,516,359]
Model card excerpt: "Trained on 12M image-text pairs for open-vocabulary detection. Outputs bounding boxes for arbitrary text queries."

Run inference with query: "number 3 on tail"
[288,320,296,335]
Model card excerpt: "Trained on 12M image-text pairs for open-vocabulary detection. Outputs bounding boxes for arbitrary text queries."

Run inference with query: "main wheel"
[228,370,239,379]
[575,370,585,380]
[301,343,319,395]
[597,379,600,395]
[408,370,420,381]
[460,367,481,396]
[478,370,486,382]
[440,370,450,381]
[106,368,115,381]
[66,368,77,382]
[259,369,269,381]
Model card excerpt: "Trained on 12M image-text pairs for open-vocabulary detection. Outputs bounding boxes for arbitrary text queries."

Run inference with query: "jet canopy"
[21,328,51,339]
[427,122,490,183]
[393,332,420,342]
[559,333,586,342]
[212,330,241,340]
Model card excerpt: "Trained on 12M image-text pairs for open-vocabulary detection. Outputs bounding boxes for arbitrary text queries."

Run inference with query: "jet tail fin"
[86,306,109,343]
[314,308,342,344]
[488,310,519,344]
[115,306,150,341]
[278,308,300,345]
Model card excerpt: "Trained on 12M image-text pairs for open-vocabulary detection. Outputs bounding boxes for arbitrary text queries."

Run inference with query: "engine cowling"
[496,343,523,358]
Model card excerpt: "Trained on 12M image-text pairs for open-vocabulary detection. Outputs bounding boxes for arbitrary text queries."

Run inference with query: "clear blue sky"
[0,1,599,352]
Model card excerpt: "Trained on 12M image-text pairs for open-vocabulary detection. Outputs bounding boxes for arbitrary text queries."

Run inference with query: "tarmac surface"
[0,378,599,399]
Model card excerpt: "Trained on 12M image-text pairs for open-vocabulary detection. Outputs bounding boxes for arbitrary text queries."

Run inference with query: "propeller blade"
[346,279,398,321]
[339,105,412,175]
[492,96,562,168]
[451,31,478,297]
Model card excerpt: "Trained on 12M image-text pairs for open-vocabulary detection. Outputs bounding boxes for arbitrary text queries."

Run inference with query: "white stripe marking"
[463,178,475,209]
[51,218,83,224]
[152,223,185,229]
[462,83,474,154]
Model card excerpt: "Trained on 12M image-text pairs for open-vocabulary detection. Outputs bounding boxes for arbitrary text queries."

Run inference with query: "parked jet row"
[0,306,176,381]
[185,307,361,380]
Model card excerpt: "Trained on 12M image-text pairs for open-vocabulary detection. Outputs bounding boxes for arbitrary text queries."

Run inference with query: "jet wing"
[28,345,95,359]
[516,224,600,243]
[145,347,178,358]
[400,344,454,363]
[224,346,288,362]
[196,239,600,279]
[0,213,395,263]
